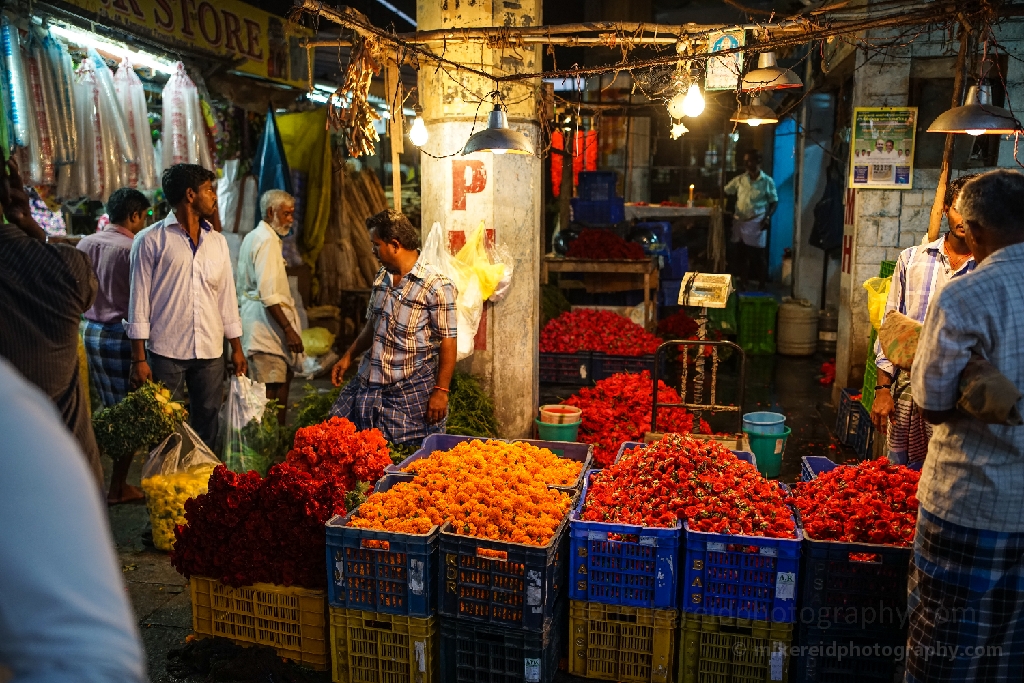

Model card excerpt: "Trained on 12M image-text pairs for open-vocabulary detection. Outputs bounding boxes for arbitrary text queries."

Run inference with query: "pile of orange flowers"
[349,440,581,546]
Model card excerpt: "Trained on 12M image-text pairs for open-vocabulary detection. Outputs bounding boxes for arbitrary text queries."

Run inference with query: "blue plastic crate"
[665,247,689,279]
[659,279,683,307]
[634,221,673,253]
[540,351,593,384]
[683,522,802,622]
[834,387,875,459]
[590,352,656,381]
[795,626,906,682]
[578,171,618,202]
[569,470,682,609]
[387,434,592,492]
[325,476,438,617]
[439,516,570,632]
[801,455,921,484]
[571,197,626,225]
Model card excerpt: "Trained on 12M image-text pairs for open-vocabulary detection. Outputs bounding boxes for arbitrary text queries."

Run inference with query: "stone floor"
[106,353,860,682]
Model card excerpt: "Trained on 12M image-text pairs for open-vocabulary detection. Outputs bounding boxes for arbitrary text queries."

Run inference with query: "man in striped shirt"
[330,210,457,446]
[870,173,978,465]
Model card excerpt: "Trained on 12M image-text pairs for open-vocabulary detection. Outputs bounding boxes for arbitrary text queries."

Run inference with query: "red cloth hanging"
[551,130,599,197]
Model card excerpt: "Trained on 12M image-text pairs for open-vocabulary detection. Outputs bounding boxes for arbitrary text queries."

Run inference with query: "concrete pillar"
[416,0,543,438]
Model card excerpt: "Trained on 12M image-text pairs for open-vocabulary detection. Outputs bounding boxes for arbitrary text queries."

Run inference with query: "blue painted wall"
[770,117,798,280]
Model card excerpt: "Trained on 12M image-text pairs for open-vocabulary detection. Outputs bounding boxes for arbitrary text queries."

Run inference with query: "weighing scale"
[647,272,748,449]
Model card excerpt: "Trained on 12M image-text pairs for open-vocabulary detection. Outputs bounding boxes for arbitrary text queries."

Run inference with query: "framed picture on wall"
[849,107,918,189]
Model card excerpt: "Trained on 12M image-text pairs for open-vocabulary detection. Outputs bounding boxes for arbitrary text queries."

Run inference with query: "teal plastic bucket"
[742,411,787,435]
[743,427,791,479]
[535,419,581,442]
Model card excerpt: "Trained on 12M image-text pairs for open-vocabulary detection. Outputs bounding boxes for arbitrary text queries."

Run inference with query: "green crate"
[879,260,897,279]
[569,600,677,683]
[329,607,438,683]
[737,294,778,356]
[678,613,792,683]
[861,329,878,410]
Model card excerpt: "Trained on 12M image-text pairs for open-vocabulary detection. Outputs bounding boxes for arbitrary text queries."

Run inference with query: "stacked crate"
[794,457,912,683]
[568,442,681,683]
[325,473,440,683]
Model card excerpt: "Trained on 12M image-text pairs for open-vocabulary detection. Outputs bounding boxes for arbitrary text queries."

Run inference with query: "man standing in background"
[237,190,304,424]
[0,157,103,489]
[78,188,151,504]
[725,150,778,289]
[127,164,246,448]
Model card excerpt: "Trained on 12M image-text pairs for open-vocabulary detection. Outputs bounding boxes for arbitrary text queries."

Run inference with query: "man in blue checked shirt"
[329,210,458,446]
[907,170,1024,683]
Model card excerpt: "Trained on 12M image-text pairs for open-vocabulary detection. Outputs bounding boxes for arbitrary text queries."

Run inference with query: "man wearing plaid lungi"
[908,170,1024,683]
[77,188,150,504]
[329,210,457,446]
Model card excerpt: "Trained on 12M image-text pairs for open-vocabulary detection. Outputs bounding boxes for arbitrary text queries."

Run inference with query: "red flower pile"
[581,434,796,538]
[285,417,392,490]
[170,417,392,588]
[540,309,662,356]
[792,458,920,546]
[564,371,710,466]
[657,311,699,339]
[567,229,646,260]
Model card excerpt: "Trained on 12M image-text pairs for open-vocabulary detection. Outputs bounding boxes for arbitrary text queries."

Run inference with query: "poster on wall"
[849,107,918,189]
[704,30,745,91]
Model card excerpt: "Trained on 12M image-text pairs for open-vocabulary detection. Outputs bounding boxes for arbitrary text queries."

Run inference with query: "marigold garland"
[349,440,579,546]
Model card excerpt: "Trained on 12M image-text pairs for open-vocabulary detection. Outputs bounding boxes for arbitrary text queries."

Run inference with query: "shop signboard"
[58,0,310,88]
[849,107,918,190]
[704,29,744,91]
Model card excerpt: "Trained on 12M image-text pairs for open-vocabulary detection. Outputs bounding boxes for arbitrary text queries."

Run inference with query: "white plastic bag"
[161,62,214,171]
[140,422,221,551]
[114,59,157,190]
[221,375,273,475]
[420,222,483,361]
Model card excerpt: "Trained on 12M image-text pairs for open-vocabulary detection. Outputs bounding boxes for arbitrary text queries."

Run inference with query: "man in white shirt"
[724,150,778,289]
[126,164,247,448]
[237,190,304,423]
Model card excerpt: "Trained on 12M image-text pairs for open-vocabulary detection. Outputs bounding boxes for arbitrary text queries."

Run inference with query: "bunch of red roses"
[581,435,796,538]
[284,417,392,490]
[563,371,710,467]
[792,458,920,546]
[539,309,662,356]
[566,229,646,260]
[170,417,392,588]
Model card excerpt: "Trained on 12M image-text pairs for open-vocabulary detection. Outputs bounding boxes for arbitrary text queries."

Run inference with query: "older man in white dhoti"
[725,150,778,289]
[237,190,304,423]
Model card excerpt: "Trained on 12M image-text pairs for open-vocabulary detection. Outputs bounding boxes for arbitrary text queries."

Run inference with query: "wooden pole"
[927,26,970,241]
[384,62,404,212]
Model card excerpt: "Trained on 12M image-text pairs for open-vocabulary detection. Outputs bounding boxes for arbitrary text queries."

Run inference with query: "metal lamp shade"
[462,106,535,155]
[927,85,1022,135]
[731,95,779,125]
[741,52,802,91]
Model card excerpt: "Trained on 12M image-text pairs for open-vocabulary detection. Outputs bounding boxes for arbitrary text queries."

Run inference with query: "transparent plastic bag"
[221,375,276,476]
[161,62,214,171]
[113,59,157,190]
[451,221,506,301]
[863,277,891,332]
[140,421,220,551]
[420,222,482,361]
[487,242,515,303]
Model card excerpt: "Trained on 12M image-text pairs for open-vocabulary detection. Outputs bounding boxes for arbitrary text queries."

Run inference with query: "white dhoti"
[731,214,767,248]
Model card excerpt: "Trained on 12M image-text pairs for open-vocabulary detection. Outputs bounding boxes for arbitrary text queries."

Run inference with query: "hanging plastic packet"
[161,62,214,170]
[24,36,55,185]
[44,33,77,166]
[89,50,135,198]
[72,59,103,200]
[2,17,31,149]
[140,421,221,551]
[114,59,158,189]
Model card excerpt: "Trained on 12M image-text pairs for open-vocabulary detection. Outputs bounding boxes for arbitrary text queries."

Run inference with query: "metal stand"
[652,334,746,435]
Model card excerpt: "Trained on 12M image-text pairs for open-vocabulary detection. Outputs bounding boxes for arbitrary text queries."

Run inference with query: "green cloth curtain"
[276,108,332,272]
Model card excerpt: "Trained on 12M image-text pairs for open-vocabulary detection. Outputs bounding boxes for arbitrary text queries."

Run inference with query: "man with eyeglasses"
[870,173,978,466]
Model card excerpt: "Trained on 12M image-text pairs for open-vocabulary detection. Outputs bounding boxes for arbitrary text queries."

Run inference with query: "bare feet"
[108,484,146,505]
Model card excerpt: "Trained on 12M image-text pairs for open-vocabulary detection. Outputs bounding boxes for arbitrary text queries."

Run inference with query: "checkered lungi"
[81,319,132,407]
[329,362,445,446]
[887,370,932,466]
[906,508,1024,683]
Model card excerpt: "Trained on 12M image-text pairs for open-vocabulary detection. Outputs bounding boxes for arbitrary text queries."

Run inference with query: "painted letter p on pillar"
[452,160,487,211]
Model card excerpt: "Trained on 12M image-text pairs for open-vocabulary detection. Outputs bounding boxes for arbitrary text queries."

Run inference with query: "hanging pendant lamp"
[730,94,779,127]
[927,84,1022,135]
[462,100,535,155]
[741,52,802,91]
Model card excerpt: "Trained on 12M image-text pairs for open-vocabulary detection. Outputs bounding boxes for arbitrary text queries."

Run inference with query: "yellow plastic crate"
[329,607,437,683]
[678,612,792,683]
[190,577,327,670]
[569,600,677,683]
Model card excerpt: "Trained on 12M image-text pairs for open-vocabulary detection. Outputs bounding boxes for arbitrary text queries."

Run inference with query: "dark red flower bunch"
[539,309,662,356]
[581,434,796,538]
[170,464,347,588]
[657,311,700,339]
[285,417,392,491]
[792,458,920,546]
[564,371,710,466]
[567,229,646,260]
